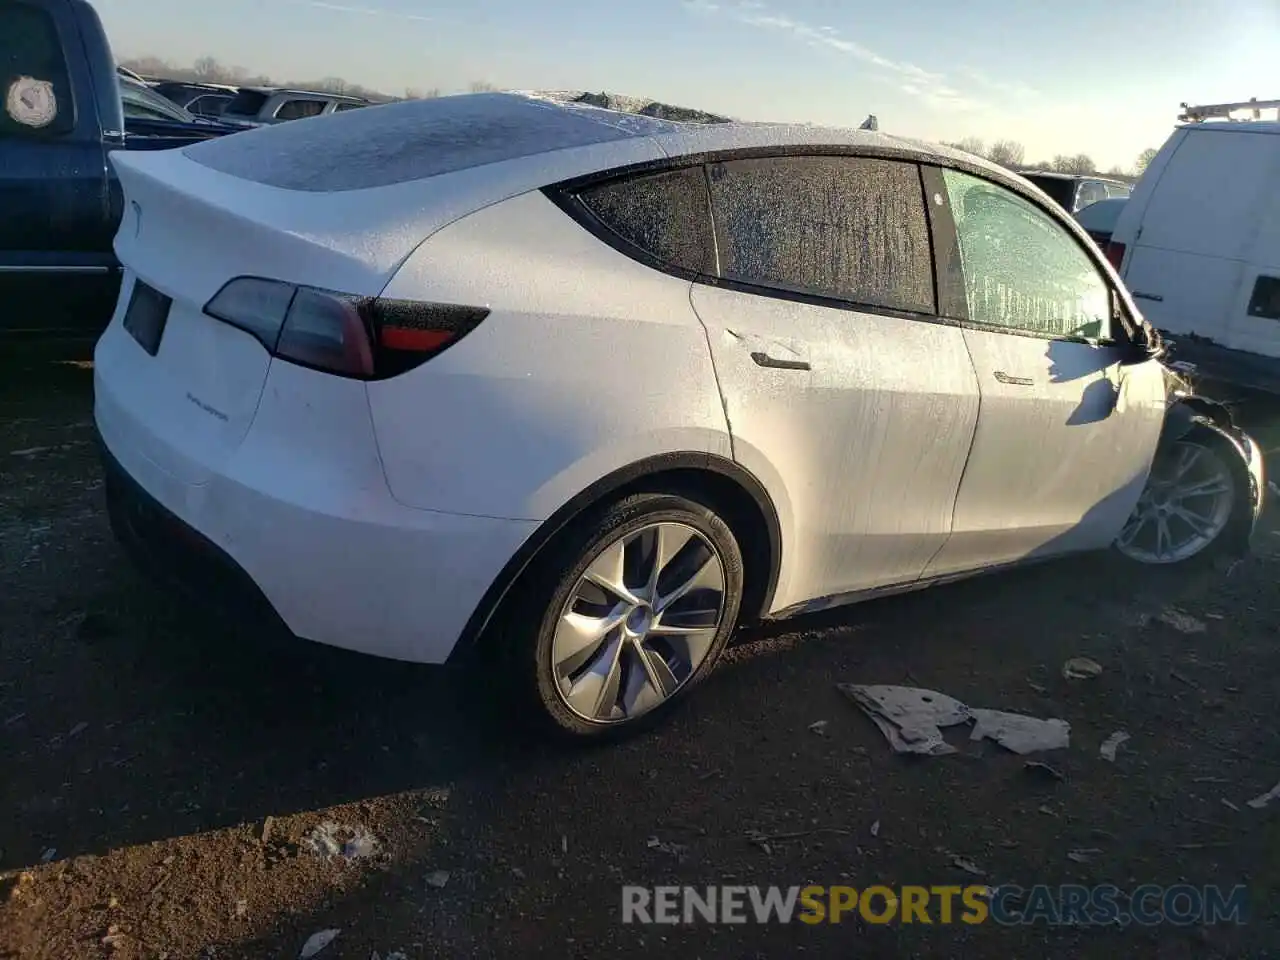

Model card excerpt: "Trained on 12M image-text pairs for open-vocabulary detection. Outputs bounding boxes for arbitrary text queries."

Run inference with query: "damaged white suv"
[93,92,1266,739]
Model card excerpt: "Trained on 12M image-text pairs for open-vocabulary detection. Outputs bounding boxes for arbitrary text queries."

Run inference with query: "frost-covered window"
[943,169,1110,339]
[577,166,713,273]
[706,156,936,315]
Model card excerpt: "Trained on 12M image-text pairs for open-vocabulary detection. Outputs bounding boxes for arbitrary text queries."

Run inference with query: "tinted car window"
[0,1,75,137]
[576,166,713,273]
[1105,181,1132,199]
[275,99,326,120]
[943,168,1110,340]
[334,101,364,112]
[188,94,231,117]
[705,156,935,314]
[1073,180,1106,212]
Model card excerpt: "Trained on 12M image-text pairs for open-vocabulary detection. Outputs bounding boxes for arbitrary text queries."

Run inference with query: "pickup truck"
[1,0,243,337]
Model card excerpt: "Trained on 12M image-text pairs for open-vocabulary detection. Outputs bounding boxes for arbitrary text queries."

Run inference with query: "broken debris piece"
[1099,731,1130,762]
[969,709,1070,754]
[299,929,340,959]
[1246,781,1280,810]
[950,854,984,876]
[425,870,450,889]
[1025,761,1066,781]
[1158,608,1207,634]
[1067,848,1102,864]
[807,720,829,736]
[1062,657,1103,680]
[838,684,1068,757]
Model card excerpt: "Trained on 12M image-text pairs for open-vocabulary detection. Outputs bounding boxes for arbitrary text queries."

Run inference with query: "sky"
[95,0,1280,170]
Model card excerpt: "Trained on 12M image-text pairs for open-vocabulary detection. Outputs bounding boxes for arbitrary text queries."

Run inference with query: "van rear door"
[1120,128,1280,350]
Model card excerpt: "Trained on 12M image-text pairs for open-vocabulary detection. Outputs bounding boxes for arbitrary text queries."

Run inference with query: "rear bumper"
[101,438,291,635]
[94,365,540,664]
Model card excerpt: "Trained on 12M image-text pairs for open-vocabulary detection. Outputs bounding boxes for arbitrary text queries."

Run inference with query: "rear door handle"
[751,351,810,371]
[993,370,1034,386]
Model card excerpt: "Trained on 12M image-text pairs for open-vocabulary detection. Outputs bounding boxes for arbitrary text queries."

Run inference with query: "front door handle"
[993,370,1034,386]
[751,351,810,371]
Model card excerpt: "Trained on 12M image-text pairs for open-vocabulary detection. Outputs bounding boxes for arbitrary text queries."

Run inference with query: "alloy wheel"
[550,521,727,724]
[1116,439,1235,564]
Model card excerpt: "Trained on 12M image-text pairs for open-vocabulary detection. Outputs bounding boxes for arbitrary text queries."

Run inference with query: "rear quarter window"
[0,1,75,137]
[223,89,269,117]
[573,166,714,274]
[184,94,653,192]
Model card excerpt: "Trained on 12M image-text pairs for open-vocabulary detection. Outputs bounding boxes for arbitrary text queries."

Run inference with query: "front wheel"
[506,493,745,740]
[1115,426,1248,565]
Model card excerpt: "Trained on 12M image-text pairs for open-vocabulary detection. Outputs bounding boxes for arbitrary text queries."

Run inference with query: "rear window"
[274,98,325,121]
[224,89,269,117]
[0,0,75,137]
[184,94,654,192]
[576,166,714,273]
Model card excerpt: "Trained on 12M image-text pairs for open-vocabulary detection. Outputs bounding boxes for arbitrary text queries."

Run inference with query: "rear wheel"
[1115,427,1246,565]
[502,493,744,740]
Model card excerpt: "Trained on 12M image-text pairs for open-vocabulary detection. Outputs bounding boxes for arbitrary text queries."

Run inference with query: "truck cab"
[0,0,237,336]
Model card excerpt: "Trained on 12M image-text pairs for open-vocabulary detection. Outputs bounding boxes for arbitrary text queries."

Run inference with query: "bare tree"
[1135,147,1158,174]
[468,80,498,93]
[986,139,1025,168]
[192,56,224,81]
[955,136,986,158]
[1051,153,1096,175]
[404,87,441,99]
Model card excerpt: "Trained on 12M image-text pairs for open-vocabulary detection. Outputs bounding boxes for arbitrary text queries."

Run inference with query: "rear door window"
[274,99,326,121]
[574,166,714,273]
[706,155,936,315]
[0,0,75,136]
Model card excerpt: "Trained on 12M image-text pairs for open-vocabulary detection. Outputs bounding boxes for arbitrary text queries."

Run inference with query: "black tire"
[494,492,745,741]
[1113,421,1254,570]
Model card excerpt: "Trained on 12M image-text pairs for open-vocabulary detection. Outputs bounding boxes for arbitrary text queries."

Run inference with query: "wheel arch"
[448,452,783,664]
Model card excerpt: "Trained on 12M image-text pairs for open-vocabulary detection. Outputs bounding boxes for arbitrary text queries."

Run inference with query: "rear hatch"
[97,148,408,485]
[97,95,665,484]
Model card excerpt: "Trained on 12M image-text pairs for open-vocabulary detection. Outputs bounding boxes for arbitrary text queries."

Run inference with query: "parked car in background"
[1020,171,1132,214]
[94,93,1264,741]
[118,75,248,130]
[151,80,239,118]
[0,0,241,336]
[1108,118,1280,394]
[1074,196,1129,249]
[116,64,145,83]
[219,86,372,125]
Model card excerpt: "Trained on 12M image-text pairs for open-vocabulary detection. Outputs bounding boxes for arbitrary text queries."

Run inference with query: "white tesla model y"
[94,93,1265,738]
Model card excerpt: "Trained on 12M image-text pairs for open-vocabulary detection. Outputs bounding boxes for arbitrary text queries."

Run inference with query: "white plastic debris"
[425,870,450,889]
[1062,657,1103,680]
[646,836,688,858]
[838,684,1069,757]
[1158,609,1206,634]
[1246,781,1280,810]
[870,820,881,837]
[1099,731,1130,762]
[299,929,340,959]
[303,822,378,861]
[950,854,984,875]
[969,709,1071,755]
[808,720,829,736]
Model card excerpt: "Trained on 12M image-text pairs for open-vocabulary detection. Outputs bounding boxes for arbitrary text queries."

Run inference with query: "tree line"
[118,54,498,102]
[941,138,1160,180]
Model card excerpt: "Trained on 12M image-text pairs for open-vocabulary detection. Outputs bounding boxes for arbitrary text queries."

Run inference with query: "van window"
[944,169,1110,340]
[0,0,75,137]
[1136,129,1275,260]
[706,156,936,314]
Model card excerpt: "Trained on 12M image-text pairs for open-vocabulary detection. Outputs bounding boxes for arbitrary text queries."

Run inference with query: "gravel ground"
[2,346,1279,959]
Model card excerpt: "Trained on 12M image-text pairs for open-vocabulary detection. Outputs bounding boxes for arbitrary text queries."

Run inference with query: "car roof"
[1019,170,1127,184]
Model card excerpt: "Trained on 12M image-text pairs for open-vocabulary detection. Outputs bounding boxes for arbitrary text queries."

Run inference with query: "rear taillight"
[1105,241,1126,272]
[202,277,488,379]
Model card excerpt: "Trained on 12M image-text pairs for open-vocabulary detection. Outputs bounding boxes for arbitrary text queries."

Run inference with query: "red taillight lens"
[202,277,488,379]
[1105,241,1126,272]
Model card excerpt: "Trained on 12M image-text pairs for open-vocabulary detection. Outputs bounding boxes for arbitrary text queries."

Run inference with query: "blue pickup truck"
[1,0,242,336]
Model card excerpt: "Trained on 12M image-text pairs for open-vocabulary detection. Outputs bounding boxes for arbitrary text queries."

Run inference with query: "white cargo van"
[1108,120,1280,391]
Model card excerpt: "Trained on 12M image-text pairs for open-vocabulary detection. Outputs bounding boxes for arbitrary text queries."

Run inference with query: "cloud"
[959,66,1038,101]
[286,0,432,22]
[682,0,986,112]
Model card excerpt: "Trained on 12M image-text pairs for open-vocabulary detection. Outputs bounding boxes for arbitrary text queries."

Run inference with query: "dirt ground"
[2,344,1279,960]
